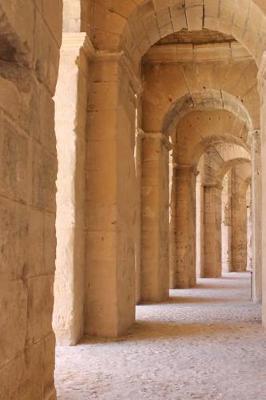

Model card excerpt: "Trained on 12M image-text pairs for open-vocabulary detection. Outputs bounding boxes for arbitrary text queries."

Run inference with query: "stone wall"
[0,1,61,399]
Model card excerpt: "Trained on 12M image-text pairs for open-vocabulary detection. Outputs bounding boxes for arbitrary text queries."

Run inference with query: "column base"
[139,292,169,304]
[201,272,222,279]
[170,283,196,289]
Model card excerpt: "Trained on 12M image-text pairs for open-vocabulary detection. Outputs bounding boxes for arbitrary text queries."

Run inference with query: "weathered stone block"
[0,116,29,202]
[27,275,54,344]
[0,280,27,366]
[32,145,57,212]
[0,198,28,280]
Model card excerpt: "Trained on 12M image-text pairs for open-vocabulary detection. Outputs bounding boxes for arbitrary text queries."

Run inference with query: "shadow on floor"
[74,274,255,345]
[168,296,249,304]
[127,319,259,340]
[79,317,260,345]
[137,295,251,305]
[194,283,250,290]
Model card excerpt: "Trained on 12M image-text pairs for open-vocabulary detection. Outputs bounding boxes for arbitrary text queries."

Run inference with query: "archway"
[83,2,266,335]
[166,101,252,289]
[4,1,266,399]
[162,89,254,135]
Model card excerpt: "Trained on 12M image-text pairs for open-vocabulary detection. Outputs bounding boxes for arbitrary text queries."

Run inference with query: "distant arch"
[162,90,253,135]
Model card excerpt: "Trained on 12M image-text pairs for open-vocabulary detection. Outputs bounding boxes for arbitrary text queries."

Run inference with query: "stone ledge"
[143,42,251,64]
[138,130,173,151]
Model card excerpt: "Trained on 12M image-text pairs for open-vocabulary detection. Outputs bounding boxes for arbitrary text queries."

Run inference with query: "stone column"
[85,52,141,337]
[251,130,262,303]
[258,55,266,325]
[231,172,248,272]
[196,173,204,278]
[203,184,222,278]
[53,33,91,345]
[170,165,196,288]
[140,132,171,302]
[246,186,253,272]
[169,162,177,288]
[135,125,143,305]
[221,172,232,273]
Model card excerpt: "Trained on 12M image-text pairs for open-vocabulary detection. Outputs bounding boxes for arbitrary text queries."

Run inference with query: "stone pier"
[170,165,196,288]
[140,133,170,302]
[203,184,222,278]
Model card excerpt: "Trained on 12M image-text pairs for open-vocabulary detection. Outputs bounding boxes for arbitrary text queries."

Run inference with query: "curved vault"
[217,158,251,184]
[191,135,251,167]
[172,106,251,166]
[102,1,266,67]
[162,89,254,135]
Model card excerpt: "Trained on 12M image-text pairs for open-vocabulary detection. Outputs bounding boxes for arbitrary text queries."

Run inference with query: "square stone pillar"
[258,55,266,322]
[53,33,91,345]
[196,173,205,278]
[221,172,232,273]
[203,184,222,278]
[231,172,248,272]
[85,52,141,337]
[251,130,262,303]
[135,126,143,305]
[140,132,171,302]
[169,162,177,288]
[170,165,196,289]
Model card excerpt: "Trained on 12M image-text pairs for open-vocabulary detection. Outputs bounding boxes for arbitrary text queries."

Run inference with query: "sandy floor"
[55,273,266,400]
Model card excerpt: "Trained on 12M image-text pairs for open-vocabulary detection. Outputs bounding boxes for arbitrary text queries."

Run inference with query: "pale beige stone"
[2,1,266,399]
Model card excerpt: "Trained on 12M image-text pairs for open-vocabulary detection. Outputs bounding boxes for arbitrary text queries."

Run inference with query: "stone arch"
[162,89,254,135]
[142,58,259,133]
[219,158,251,275]
[216,158,251,183]
[173,108,251,166]
[192,137,251,168]
[170,137,251,288]
[112,0,266,67]
[195,144,251,279]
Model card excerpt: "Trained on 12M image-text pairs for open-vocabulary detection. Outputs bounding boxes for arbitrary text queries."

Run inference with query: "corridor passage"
[55,273,266,400]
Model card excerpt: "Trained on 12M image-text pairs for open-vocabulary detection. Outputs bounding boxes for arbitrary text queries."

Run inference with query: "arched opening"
[53,3,266,396]
[4,1,266,398]
[220,160,252,274]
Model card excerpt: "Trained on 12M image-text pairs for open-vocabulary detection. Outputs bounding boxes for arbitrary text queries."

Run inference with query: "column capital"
[61,32,95,57]
[93,50,142,95]
[138,130,173,151]
[171,163,197,175]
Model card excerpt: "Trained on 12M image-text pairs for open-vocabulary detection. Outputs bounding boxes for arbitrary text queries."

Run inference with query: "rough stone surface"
[0,1,61,398]
[3,0,266,397]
